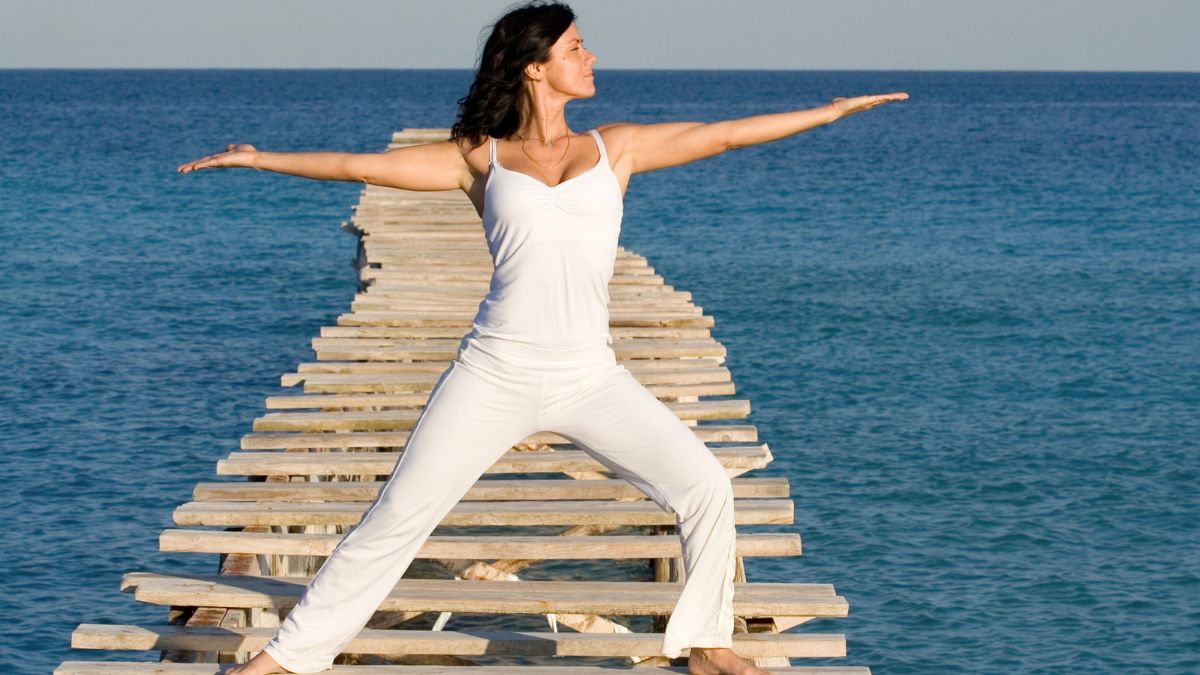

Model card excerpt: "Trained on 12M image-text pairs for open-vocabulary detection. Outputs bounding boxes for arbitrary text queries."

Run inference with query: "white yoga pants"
[262,334,738,672]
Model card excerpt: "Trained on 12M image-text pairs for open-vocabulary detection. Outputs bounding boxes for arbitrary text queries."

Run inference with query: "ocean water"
[1,69,1197,674]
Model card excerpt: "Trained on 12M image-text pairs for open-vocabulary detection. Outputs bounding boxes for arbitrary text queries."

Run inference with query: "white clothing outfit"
[470,128,622,348]
[261,130,737,672]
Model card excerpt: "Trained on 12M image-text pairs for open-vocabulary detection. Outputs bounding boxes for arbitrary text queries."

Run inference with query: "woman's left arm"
[616,92,908,175]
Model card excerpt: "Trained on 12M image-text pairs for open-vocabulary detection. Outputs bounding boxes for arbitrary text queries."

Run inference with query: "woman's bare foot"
[221,649,295,674]
[688,646,771,675]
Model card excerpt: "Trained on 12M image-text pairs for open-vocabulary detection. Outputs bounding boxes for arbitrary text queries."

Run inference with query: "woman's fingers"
[178,152,219,173]
[876,92,908,107]
[178,156,226,173]
[863,92,908,108]
[176,144,256,174]
[177,156,215,173]
[832,91,909,117]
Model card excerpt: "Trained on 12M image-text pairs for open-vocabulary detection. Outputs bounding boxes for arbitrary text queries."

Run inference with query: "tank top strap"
[488,136,497,166]
[588,128,608,164]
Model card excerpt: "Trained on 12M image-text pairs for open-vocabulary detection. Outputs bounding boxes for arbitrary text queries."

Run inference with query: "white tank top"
[467,128,623,349]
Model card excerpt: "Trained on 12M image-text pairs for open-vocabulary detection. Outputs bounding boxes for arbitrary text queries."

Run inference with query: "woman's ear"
[524,61,544,83]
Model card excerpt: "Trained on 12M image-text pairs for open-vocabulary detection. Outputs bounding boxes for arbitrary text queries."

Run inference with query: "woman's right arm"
[176,140,471,192]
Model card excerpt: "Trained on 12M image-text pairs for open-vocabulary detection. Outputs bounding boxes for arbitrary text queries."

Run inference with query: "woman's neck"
[514,92,571,144]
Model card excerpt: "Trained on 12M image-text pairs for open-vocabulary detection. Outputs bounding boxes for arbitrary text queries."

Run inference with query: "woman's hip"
[456,333,617,372]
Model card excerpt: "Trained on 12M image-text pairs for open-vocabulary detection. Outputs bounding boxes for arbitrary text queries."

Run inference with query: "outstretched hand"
[830,92,909,119]
[176,143,258,174]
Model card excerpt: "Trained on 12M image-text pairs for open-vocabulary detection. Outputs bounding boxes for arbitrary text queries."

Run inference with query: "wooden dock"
[57,129,869,674]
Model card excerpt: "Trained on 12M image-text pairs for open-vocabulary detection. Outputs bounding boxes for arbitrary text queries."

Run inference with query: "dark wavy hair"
[450,1,576,148]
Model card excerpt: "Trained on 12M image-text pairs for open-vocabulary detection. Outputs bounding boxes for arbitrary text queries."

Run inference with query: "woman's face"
[532,22,597,99]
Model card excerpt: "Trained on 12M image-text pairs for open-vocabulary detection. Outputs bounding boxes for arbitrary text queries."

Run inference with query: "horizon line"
[3,66,1198,74]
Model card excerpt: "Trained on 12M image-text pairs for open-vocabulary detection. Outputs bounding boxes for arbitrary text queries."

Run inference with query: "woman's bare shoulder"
[595,122,638,139]
[594,123,638,161]
[450,135,489,159]
[447,135,492,177]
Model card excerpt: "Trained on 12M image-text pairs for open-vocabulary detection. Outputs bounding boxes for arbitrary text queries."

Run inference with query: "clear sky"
[1,0,1196,71]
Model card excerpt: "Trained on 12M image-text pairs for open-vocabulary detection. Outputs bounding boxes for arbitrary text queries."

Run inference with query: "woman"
[178,2,906,673]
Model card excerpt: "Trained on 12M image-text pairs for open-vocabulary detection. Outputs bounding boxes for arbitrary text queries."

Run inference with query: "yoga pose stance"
[178,2,906,673]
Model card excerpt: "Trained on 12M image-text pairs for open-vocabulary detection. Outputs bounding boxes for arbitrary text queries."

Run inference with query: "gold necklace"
[516,130,567,148]
[515,132,571,170]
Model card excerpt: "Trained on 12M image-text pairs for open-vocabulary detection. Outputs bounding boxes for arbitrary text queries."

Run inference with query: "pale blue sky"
[1,0,1196,71]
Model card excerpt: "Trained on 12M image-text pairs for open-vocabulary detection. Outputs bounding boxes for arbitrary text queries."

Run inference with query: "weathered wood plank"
[159,530,802,559]
[219,445,773,475]
[285,377,733,400]
[120,573,848,618]
[312,326,711,342]
[172,498,794,527]
[56,663,873,674]
[72,623,841,657]
[337,312,715,328]
[253,398,748,423]
[193,476,788,502]
[311,340,724,363]
[238,425,758,451]
[282,363,733,387]
[355,269,666,285]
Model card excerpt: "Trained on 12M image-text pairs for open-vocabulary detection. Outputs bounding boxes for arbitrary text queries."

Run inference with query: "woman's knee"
[705,465,735,502]
[675,457,734,514]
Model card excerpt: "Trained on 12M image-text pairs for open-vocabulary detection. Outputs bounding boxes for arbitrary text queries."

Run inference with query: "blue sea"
[1,69,1197,674]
